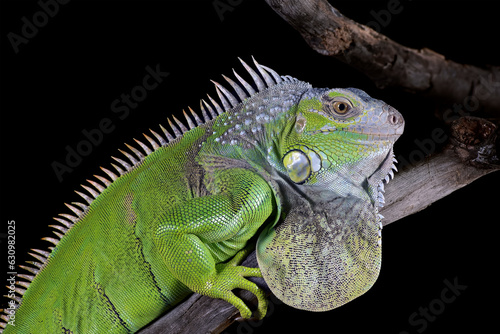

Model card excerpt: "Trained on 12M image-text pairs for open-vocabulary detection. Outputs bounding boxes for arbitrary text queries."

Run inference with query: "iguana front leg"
[153,168,274,319]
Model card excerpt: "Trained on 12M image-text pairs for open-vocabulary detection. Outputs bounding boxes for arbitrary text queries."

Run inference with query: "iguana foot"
[206,247,268,319]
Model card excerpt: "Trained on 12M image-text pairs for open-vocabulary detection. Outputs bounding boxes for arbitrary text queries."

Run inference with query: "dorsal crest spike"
[114,153,133,169]
[238,57,266,91]
[87,179,105,193]
[1,314,11,324]
[259,64,282,84]
[222,74,248,101]
[58,213,78,223]
[93,174,111,187]
[111,162,125,176]
[19,265,39,275]
[232,68,256,95]
[31,249,50,259]
[52,231,64,239]
[49,224,69,234]
[167,117,182,137]
[53,216,74,229]
[26,261,43,269]
[4,293,21,303]
[199,100,211,122]
[119,148,138,166]
[64,203,84,216]
[28,252,47,263]
[15,281,30,290]
[124,143,144,161]
[81,184,99,199]
[71,202,88,211]
[17,274,35,282]
[134,138,153,155]
[41,237,59,246]
[211,80,238,107]
[14,287,26,296]
[188,106,203,126]
[201,99,217,118]
[252,56,275,86]
[100,167,118,181]
[206,94,224,115]
[172,115,188,133]
[282,75,296,82]
[149,128,167,146]
[182,110,196,129]
[143,133,160,150]
[159,123,175,142]
[213,84,232,111]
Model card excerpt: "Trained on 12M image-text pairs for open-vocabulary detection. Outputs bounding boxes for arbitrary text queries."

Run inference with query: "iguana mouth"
[314,128,403,142]
[317,128,401,137]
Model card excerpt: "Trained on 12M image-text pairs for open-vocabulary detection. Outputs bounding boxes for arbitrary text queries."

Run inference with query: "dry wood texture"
[264,0,500,118]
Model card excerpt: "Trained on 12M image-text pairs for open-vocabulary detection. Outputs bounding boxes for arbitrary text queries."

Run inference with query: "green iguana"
[1,58,404,333]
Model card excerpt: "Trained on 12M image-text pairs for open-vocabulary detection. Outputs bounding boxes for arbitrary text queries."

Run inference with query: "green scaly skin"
[1,58,404,333]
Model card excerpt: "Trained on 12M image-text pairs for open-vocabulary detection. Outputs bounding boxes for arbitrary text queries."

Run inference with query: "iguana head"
[280,87,404,203]
[257,87,404,311]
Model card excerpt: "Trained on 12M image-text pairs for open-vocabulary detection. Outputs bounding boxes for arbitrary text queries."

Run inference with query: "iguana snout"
[386,104,404,127]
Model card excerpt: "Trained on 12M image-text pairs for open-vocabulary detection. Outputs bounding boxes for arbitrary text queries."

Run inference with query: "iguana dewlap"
[1,58,404,333]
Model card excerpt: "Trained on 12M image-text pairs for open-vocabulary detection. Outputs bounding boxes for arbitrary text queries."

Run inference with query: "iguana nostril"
[386,106,402,126]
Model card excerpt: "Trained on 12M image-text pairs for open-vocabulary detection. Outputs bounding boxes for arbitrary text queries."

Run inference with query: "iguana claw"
[210,247,268,319]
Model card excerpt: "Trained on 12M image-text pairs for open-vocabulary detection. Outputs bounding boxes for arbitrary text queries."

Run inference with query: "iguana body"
[1,58,404,333]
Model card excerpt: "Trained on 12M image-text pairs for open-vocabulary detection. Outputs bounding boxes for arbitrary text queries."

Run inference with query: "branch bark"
[138,1,500,333]
[383,116,499,224]
[264,0,500,118]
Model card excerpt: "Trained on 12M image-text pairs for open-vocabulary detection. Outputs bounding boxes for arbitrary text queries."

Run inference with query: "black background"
[1,1,499,333]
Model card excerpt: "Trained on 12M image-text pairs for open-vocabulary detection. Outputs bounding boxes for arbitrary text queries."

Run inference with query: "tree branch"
[382,116,499,224]
[264,0,500,118]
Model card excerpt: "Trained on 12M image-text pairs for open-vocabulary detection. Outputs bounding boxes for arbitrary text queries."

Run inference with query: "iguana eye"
[322,95,356,118]
[332,101,350,114]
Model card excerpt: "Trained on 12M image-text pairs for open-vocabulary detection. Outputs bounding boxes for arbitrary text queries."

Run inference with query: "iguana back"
[3,119,214,332]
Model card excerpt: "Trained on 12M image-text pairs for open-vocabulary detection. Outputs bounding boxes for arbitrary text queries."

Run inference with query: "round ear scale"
[282,150,311,184]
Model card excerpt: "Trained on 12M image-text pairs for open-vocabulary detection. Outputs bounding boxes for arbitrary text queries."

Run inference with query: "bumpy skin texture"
[1,59,403,333]
[257,88,404,310]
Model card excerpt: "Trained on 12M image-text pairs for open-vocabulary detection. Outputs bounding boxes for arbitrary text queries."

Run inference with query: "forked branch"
[264,0,500,118]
